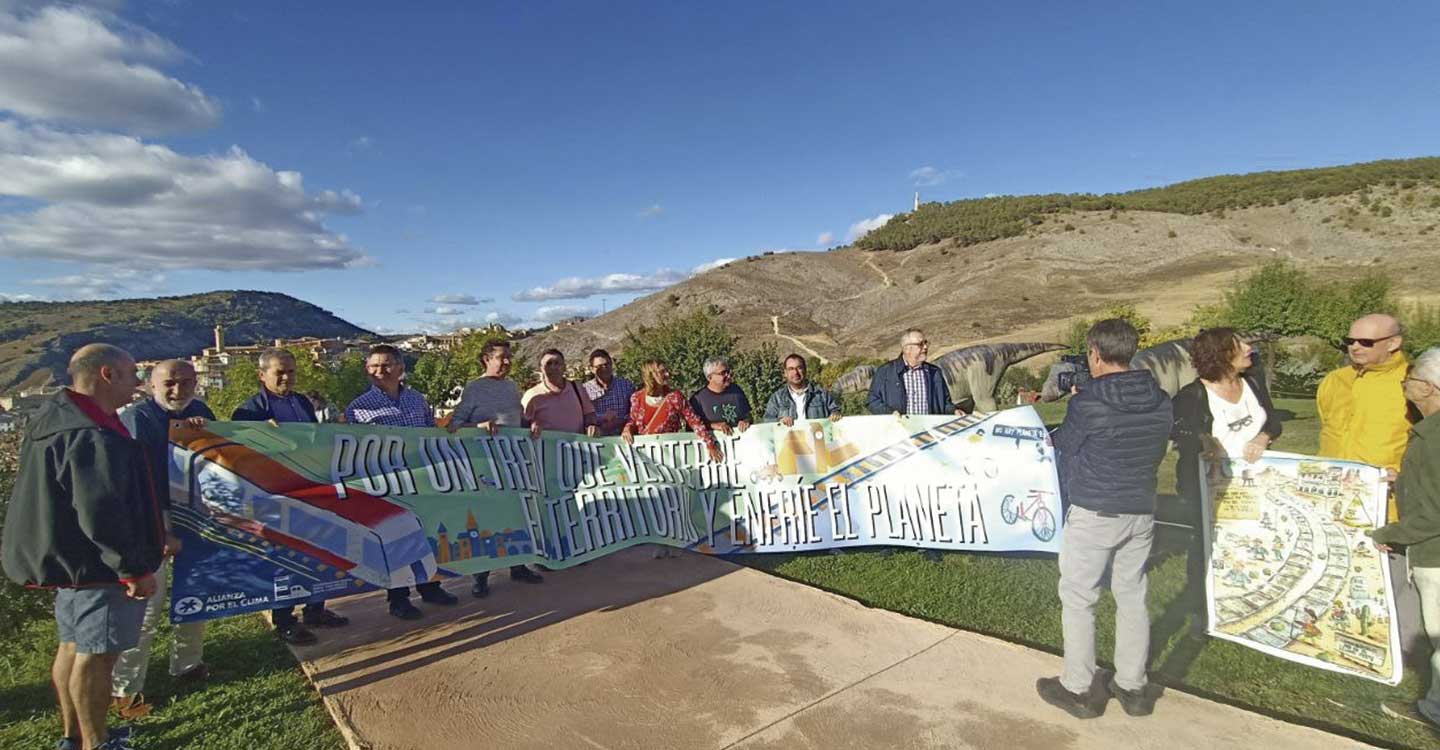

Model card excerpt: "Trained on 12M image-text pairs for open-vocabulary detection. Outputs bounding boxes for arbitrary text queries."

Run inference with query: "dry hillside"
[527,184,1440,364]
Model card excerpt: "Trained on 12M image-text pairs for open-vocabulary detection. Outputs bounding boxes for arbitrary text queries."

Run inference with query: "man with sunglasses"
[1317,313,1423,663]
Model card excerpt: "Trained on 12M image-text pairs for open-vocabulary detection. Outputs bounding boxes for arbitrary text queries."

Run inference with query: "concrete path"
[292,548,1374,750]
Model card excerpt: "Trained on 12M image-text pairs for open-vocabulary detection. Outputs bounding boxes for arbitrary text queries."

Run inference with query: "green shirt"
[1372,414,1440,567]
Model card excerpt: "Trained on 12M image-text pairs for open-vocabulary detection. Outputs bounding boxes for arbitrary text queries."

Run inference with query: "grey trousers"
[1410,567,1440,723]
[112,558,205,697]
[1391,552,1426,659]
[1059,505,1153,694]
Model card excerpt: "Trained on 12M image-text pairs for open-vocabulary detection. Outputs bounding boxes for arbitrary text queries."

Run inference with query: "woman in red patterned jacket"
[621,359,725,558]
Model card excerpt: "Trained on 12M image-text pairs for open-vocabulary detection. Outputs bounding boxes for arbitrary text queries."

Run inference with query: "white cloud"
[691,257,735,274]
[0,121,369,270]
[817,231,834,245]
[847,213,894,242]
[0,4,220,134]
[250,95,265,113]
[513,257,737,301]
[638,204,663,218]
[513,268,688,301]
[429,293,487,305]
[533,305,598,325]
[27,267,166,298]
[0,290,43,303]
[424,305,465,316]
[485,311,522,326]
[349,135,374,153]
[909,166,956,187]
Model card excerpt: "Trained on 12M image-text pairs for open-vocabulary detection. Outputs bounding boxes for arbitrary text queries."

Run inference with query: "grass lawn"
[0,615,345,750]
[743,398,1440,749]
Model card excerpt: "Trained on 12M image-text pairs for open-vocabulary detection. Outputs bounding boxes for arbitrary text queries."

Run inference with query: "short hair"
[68,343,130,382]
[1412,348,1440,389]
[783,353,806,368]
[540,348,564,362]
[900,328,925,346]
[368,344,401,359]
[703,356,731,378]
[588,348,612,364]
[1191,328,1243,381]
[480,340,510,362]
[1086,319,1139,365]
[640,359,667,396]
[152,358,195,379]
[258,347,295,371]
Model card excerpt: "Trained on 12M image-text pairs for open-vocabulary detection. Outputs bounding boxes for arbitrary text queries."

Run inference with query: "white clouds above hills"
[430,293,488,305]
[0,4,220,134]
[847,213,893,241]
[512,257,736,301]
[817,231,834,245]
[0,121,369,270]
[533,305,598,324]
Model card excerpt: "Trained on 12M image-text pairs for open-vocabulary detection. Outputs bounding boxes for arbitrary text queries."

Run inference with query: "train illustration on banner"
[168,429,437,589]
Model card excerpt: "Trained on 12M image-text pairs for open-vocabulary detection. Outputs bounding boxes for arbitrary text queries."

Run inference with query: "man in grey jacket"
[762,354,842,425]
[1037,319,1173,720]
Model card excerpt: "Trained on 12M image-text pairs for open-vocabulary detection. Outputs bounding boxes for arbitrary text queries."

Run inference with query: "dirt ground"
[292,548,1376,750]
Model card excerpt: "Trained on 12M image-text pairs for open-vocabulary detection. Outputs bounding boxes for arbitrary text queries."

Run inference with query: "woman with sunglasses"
[1170,328,1284,635]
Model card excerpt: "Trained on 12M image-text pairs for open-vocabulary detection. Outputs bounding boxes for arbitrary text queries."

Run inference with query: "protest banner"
[168,409,1062,623]
[1202,451,1401,685]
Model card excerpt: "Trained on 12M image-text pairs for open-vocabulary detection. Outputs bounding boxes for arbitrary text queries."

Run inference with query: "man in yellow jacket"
[1317,313,1421,664]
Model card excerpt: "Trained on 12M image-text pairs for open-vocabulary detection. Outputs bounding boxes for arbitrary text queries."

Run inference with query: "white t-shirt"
[1205,379,1266,459]
[788,388,807,419]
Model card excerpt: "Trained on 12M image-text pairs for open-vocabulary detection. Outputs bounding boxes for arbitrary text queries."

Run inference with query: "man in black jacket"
[1037,319,1173,720]
[111,360,216,719]
[231,347,350,644]
[2,344,163,750]
[867,329,964,416]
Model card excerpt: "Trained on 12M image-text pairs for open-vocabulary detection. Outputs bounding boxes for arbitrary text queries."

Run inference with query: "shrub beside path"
[290,548,1374,750]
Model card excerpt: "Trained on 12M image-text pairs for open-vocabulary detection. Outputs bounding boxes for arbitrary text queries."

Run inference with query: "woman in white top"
[1171,327,1284,634]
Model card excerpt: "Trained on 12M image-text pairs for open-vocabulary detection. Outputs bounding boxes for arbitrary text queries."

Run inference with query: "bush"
[1208,261,1395,343]
[0,432,51,632]
[1271,339,1344,397]
[996,367,1046,406]
[616,305,782,411]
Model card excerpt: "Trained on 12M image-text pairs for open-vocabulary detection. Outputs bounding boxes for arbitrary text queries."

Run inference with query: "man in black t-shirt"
[690,356,751,434]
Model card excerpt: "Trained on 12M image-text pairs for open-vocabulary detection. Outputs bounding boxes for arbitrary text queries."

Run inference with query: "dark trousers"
[271,602,324,627]
[473,566,526,584]
[387,581,443,603]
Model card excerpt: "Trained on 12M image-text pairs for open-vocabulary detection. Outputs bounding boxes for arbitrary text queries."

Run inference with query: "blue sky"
[1,0,1438,333]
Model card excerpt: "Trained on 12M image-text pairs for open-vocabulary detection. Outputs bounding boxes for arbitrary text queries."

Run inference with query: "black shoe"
[471,577,490,598]
[419,589,459,606]
[389,600,423,620]
[276,622,318,646]
[510,567,544,584]
[1036,676,1106,719]
[1107,677,1157,717]
[302,608,350,628]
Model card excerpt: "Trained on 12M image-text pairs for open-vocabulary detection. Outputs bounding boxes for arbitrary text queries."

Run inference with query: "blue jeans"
[55,586,148,655]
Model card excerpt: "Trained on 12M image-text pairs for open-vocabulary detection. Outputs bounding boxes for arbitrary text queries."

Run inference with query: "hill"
[527,158,1440,364]
[0,291,372,392]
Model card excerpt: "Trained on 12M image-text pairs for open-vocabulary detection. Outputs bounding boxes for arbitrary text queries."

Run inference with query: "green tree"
[615,305,782,409]
[332,351,371,407]
[206,355,259,419]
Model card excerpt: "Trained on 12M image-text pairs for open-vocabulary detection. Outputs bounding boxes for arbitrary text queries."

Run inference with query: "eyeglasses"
[1342,334,1398,348]
[904,340,928,348]
[1226,415,1254,432]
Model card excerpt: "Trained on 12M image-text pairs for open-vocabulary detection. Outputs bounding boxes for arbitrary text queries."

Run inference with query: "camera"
[1055,354,1091,394]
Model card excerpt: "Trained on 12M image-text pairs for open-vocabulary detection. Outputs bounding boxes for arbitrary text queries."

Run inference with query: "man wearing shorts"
[2,344,165,750]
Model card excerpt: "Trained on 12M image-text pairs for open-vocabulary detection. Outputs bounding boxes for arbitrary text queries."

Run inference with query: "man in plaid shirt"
[866,329,965,417]
[344,345,459,619]
[582,348,635,437]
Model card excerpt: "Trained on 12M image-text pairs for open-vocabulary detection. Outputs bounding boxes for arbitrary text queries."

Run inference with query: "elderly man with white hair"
[690,356,752,434]
[110,360,215,719]
[1371,348,1440,728]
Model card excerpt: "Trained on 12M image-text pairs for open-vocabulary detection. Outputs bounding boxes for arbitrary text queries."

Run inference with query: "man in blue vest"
[232,348,350,644]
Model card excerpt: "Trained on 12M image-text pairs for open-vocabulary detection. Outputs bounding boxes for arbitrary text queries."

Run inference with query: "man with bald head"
[109,359,215,719]
[3,344,165,750]
[1317,312,1424,661]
